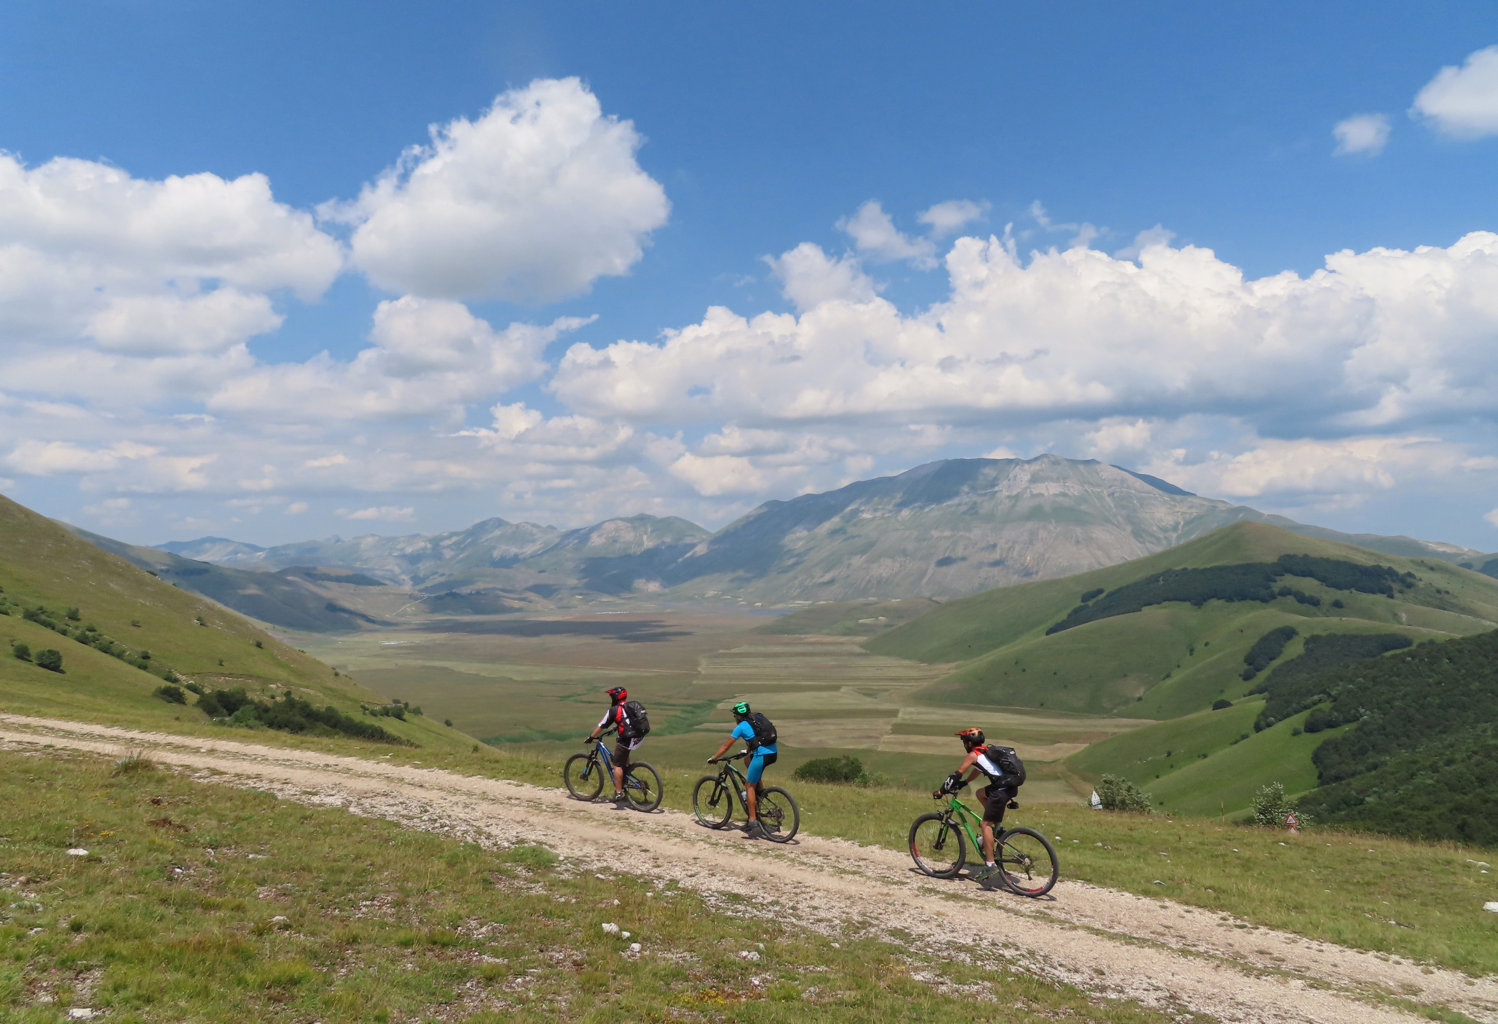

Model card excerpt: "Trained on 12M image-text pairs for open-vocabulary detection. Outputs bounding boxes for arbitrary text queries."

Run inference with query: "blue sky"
[2,1,1496,550]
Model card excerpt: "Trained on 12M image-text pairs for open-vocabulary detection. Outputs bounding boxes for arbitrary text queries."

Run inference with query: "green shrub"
[229,705,263,728]
[11,641,31,662]
[34,649,63,673]
[793,756,868,785]
[1096,773,1152,813]
[154,684,187,704]
[1250,781,1297,827]
[200,688,410,745]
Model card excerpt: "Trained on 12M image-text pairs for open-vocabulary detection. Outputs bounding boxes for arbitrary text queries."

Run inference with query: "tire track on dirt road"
[4,713,1495,1024]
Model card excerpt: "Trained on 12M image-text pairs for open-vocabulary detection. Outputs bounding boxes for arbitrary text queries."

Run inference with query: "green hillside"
[861,522,1498,834]
[0,493,467,752]
[1290,627,1498,845]
[871,522,1498,719]
[1069,626,1498,839]
[1064,699,1344,817]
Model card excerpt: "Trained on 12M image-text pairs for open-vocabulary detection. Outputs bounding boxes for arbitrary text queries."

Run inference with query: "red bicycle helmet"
[956,727,985,751]
[606,686,627,703]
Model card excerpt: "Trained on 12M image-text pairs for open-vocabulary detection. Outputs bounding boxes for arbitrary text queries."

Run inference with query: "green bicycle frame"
[940,794,988,852]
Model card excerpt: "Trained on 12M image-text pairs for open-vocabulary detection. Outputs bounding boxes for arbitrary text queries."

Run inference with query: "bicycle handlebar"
[708,750,749,764]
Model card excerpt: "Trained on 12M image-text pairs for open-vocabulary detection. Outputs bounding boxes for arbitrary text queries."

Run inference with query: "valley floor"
[3,711,1495,1024]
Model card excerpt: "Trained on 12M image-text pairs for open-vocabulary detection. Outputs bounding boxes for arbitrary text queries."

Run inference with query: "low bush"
[1250,781,1299,827]
[793,755,867,785]
[1096,773,1152,813]
[200,688,412,745]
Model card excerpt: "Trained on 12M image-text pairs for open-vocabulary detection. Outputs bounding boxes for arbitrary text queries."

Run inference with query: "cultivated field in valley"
[290,612,1153,800]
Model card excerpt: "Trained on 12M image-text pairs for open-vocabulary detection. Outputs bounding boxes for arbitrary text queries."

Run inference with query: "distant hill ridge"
[50,453,1498,629]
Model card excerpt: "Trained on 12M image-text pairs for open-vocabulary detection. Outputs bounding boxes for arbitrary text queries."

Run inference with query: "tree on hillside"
[35,649,63,673]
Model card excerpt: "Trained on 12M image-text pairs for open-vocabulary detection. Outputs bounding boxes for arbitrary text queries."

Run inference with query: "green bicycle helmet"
[732,700,751,718]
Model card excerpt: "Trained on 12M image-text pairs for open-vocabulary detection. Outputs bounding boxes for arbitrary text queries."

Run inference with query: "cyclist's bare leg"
[745,781,758,823]
[977,785,998,869]
[612,764,625,796]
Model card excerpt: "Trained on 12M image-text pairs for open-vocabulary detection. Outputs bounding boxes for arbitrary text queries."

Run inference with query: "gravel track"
[4,712,1496,1024]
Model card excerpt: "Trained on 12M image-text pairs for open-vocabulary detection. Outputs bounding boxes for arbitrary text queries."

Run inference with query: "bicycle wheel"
[692,775,733,828]
[623,762,663,812]
[909,812,965,878]
[563,753,603,801]
[995,826,1059,896]
[756,786,799,843]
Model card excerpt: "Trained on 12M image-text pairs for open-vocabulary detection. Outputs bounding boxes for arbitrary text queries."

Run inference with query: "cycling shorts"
[746,750,778,785]
[612,740,634,769]
[980,784,1016,824]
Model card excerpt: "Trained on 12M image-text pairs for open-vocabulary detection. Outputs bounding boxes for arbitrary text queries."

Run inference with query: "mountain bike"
[563,738,663,812]
[692,751,799,842]
[908,790,1058,896]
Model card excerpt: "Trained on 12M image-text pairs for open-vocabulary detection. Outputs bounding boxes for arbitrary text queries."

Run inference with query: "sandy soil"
[4,711,1496,1024]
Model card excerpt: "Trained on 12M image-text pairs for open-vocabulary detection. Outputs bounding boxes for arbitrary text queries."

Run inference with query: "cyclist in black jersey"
[585,686,642,806]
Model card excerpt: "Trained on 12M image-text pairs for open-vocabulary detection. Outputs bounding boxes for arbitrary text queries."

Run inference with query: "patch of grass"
[0,749,1179,1024]
[108,748,158,777]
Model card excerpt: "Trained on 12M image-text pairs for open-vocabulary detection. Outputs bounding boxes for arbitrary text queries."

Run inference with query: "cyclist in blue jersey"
[708,700,778,839]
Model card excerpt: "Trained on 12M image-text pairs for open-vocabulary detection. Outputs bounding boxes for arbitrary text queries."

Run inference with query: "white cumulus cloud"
[919,200,989,237]
[1412,45,1498,138]
[553,230,1498,450]
[667,453,768,496]
[0,154,343,303]
[838,200,936,268]
[333,78,670,302]
[86,289,282,356]
[208,302,586,423]
[1333,113,1392,156]
[765,243,878,312]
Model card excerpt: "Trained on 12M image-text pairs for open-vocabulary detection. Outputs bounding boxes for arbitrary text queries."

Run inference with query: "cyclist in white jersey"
[937,728,1023,881]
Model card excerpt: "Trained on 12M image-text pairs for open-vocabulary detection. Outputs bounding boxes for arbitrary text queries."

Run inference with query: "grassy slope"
[872,522,1498,717]
[1063,700,1347,816]
[0,493,477,754]
[7,750,1181,1024]
[858,522,1498,818]
[6,742,1498,1024]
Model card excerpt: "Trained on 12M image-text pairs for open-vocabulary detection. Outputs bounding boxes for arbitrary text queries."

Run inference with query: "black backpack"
[746,711,777,750]
[984,744,1026,787]
[621,699,651,739]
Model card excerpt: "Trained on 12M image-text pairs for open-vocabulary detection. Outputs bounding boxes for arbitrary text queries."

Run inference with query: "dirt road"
[4,712,1495,1024]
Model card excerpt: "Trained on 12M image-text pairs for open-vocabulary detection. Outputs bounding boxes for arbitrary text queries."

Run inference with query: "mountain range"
[74,454,1498,630]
